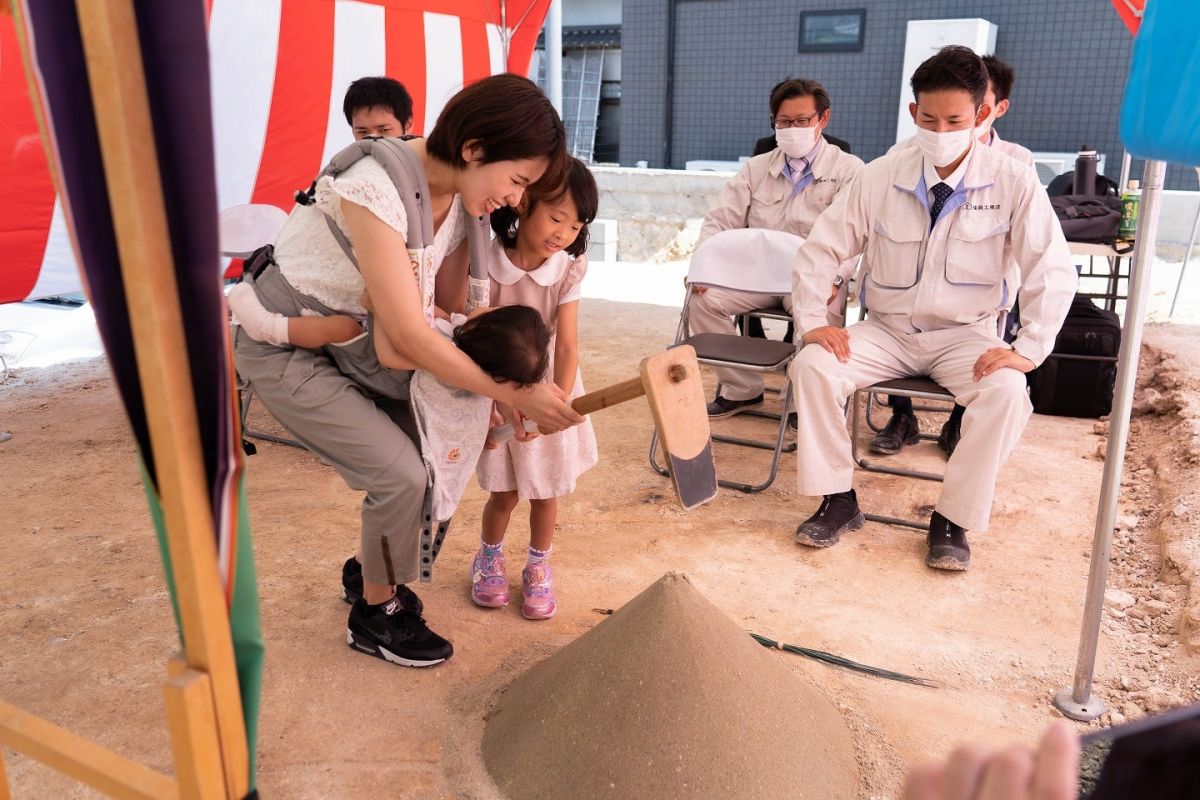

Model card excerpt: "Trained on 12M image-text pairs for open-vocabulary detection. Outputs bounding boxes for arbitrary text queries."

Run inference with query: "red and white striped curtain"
[0,0,550,304]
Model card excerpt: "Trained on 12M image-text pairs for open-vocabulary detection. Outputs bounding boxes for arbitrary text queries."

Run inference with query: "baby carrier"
[298,137,495,580]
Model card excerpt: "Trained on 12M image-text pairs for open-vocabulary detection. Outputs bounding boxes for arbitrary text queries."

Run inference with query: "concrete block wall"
[592,166,1200,263]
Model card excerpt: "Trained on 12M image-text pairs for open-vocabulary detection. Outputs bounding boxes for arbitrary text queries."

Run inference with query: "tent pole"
[1168,166,1200,318]
[545,0,562,114]
[501,2,509,68]
[74,0,248,791]
[1054,158,1167,721]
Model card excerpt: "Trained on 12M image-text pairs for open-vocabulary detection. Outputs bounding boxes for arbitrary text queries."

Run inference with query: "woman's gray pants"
[234,265,426,586]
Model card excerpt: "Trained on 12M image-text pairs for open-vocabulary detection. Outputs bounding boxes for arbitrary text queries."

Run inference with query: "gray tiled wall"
[620,0,1193,190]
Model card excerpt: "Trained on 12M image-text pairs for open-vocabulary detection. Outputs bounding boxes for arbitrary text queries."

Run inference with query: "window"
[798,9,866,53]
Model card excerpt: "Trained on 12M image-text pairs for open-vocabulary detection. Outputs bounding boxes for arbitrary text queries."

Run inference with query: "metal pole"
[1054,159,1167,721]
[545,0,563,115]
[499,1,509,69]
[1169,166,1200,318]
[1118,150,1132,193]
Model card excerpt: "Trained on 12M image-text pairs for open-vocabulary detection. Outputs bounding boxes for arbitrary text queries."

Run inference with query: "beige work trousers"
[688,286,847,401]
[788,319,1031,532]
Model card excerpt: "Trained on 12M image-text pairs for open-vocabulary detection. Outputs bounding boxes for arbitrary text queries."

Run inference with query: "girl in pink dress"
[471,159,600,620]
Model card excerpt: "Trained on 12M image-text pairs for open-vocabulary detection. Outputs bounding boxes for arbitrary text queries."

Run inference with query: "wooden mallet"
[493,345,717,510]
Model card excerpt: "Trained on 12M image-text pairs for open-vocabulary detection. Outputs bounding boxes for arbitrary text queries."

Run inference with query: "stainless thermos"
[1075,145,1098,195]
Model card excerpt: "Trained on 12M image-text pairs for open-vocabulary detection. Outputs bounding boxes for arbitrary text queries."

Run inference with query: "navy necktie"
[929,182,953,229]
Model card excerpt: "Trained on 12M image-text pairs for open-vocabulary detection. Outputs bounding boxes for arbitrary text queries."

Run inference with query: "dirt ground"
[1,300,1198,799]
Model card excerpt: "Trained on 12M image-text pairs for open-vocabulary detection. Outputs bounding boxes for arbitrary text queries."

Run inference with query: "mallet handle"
[490,376,646,442]
[571,376,645,415]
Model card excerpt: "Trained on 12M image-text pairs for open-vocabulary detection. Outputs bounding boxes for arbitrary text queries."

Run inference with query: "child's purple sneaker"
[470,547,508,608]
[521,564,556,620]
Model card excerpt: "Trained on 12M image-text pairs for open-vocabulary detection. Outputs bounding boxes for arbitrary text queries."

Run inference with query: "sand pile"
[483,573,859,799]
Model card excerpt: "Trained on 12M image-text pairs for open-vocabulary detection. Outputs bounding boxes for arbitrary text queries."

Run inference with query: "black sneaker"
[926,511,970,571]
[346,596,453,667]
[936,415,962,457]
[794,489,865,548]
[869,412,920,455]
[341,557,423,616]
[706,393,764,419]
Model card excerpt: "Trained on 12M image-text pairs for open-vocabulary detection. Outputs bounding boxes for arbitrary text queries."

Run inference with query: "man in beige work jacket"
[789,46,1076,571]
[690,78,863,419]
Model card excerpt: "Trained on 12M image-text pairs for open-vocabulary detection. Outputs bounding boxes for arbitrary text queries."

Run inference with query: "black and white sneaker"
[346,596,453,668]
[341,557,423,616]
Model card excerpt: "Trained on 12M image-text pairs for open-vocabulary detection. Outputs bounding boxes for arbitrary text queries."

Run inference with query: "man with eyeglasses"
[692,78,863,420]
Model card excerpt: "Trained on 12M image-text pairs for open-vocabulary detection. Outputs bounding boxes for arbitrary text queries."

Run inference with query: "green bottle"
[1119,180,1141,240]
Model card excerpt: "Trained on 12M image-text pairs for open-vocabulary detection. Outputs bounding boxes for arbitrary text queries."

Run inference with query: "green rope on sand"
[749,632,938,688]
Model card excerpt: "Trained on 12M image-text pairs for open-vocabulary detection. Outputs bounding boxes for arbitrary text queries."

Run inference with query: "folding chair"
[851,376,954,529]
[217,203,302,451]
[649,228,802,493]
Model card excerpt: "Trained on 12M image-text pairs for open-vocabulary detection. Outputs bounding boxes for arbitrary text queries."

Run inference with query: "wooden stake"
[0,701,178,800]
[75,1,247,796]
[165,669,226,800]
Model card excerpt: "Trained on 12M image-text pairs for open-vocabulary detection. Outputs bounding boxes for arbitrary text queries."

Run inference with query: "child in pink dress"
[471,158,600,620]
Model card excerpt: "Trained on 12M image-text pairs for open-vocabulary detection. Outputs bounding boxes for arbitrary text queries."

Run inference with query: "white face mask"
[915,127,974,168]
[775,126,819,158]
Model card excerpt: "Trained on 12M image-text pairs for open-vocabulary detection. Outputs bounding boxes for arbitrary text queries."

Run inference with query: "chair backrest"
[218,203,289,258]
[687,228,804,295]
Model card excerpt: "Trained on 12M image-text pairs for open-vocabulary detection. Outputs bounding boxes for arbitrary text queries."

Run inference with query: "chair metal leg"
[648,383,794,494]
[240,386,305,449]
[862,511,928,530]
[851,391,941,529]
[648,428,670,478]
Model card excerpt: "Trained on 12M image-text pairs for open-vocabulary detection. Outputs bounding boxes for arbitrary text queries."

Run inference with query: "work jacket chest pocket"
[866,216,925,290]
[750,180,789,211]
[802,180,838,212]
[945,218,1009,285]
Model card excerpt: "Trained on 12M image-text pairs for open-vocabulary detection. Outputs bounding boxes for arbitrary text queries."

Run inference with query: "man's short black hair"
[768,78,831,119]
[981,55,1015,103]
[910,45,989,108]
[342,76,414,125]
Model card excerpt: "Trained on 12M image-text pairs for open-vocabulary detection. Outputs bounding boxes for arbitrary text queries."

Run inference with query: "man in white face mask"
[789,46,1076,571]
[875,55,1036,460]
[692,78,863,420]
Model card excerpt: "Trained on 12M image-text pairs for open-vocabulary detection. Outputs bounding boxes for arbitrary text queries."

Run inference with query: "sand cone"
[483,572,860,799]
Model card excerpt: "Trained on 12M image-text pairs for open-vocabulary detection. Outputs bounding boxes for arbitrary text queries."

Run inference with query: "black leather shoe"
[869,412,920,455]
[795,489,865,548]
[706,393,764,419]
[926,511,970,571]
[937,413,963,456]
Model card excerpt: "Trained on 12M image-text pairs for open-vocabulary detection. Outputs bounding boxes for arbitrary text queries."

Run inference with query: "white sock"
[227,282,290,346]
[527,544,551,566]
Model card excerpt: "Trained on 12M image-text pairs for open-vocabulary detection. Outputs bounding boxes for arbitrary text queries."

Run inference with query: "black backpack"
[1027,294,1120,418]
[1049,194,1126,247]
[1047,170,1120,198]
